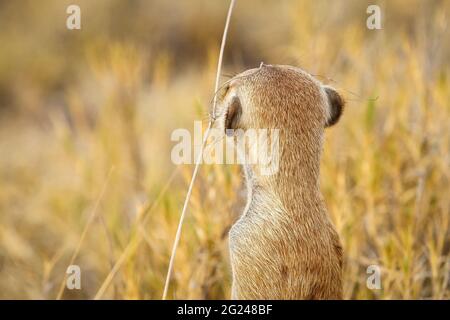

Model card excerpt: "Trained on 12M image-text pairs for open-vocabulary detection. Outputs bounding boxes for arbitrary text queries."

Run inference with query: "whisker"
[310,73,379,104]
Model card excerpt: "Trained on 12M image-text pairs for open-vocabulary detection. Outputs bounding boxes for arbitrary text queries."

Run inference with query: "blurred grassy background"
[0,0,448,299]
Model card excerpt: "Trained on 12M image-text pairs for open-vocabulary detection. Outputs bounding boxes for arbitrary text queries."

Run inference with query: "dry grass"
[0,0,448,299]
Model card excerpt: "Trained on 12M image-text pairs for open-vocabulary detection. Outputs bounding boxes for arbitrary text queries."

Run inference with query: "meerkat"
[214,64,344,300]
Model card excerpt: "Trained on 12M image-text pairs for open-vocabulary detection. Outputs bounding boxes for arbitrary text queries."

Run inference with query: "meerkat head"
[213,64,344,178]
[215,64,344,136]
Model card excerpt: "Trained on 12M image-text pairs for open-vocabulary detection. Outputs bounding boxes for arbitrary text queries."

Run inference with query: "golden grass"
[0,0,448,299]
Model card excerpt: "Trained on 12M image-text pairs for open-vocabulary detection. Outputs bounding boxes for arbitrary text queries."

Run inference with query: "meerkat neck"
[245,144,325,220]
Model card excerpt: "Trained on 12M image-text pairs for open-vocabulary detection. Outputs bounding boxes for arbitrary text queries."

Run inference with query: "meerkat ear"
[323,86,344,127]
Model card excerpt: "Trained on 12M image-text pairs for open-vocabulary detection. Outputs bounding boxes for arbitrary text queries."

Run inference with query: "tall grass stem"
[161,0,236,300]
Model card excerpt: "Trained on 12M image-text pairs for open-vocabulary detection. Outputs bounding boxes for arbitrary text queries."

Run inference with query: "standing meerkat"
[214,64,344,299]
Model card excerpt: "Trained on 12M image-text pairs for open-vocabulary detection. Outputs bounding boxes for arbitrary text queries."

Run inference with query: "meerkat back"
[215,64,344,300]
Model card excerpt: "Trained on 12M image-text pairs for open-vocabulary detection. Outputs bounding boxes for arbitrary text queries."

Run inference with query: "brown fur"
[215,64,344,300]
